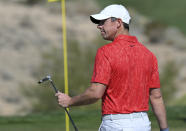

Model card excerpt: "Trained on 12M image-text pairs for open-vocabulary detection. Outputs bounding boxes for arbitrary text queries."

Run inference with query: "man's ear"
[116,19,123,28]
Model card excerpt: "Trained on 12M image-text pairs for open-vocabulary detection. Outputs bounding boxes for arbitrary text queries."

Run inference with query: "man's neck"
[112,29,129,41]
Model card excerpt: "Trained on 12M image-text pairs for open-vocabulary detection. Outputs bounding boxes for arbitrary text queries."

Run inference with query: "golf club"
[38,75,78,131]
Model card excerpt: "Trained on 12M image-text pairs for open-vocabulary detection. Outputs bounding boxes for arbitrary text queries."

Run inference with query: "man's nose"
[97,24,102,29]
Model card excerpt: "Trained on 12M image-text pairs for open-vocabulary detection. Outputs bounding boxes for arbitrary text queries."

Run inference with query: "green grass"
[97,0,186,34]
[0,108,101,131]
[0,106,186,131]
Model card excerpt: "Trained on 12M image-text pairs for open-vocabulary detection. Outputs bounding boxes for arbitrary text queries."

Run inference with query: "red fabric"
[91,35,160,115]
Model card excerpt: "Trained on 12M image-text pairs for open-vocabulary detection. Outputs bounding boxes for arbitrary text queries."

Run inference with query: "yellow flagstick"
[61,0,70,131]
[48,0,69,131]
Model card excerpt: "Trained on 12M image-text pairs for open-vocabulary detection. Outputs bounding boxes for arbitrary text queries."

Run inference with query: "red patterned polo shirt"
[91,35,160,115]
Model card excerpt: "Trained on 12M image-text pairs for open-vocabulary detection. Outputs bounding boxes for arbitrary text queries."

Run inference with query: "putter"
[38,75,78,131]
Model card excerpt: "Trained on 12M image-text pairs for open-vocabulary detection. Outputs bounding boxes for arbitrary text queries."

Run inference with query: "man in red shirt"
[56,4,168,131]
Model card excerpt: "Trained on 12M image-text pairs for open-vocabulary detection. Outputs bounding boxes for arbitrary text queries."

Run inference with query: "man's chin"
[102,37,108,40]
[102,36,112,41]
[101,35,108,40]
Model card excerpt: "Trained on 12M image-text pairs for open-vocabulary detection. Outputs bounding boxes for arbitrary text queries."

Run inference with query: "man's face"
[97,18,118,41]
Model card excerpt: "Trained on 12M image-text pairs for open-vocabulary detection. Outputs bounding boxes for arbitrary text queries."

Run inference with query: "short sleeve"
[149,55,160,88]
[91,48,111,85]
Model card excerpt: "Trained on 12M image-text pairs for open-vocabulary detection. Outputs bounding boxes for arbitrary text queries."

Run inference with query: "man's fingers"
[55,91,62,96]
[54,92,70,107]
[55,93,59,96]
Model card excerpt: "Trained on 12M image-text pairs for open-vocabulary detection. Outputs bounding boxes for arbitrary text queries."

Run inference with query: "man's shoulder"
[99,42,115,52]
[139,43,157,57]
[95,43,114,58]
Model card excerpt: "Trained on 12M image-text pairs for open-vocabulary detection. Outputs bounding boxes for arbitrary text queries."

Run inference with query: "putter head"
[38,75,58,93]
[38,75,52,84]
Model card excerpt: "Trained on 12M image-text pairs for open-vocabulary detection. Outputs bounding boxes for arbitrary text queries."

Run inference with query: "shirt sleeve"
[149,55,160,88]
[91,48,111,85]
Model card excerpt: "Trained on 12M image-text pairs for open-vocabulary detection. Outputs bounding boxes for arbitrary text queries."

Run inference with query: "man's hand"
[55,92,72,108]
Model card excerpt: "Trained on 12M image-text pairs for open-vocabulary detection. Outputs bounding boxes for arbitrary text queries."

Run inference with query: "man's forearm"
[150,95,168,129]
[69,83,106,107]
[70,93,99,107]
[56,83,106,108]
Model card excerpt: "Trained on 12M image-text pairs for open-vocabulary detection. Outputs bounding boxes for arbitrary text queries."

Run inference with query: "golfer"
[56,4,169,131]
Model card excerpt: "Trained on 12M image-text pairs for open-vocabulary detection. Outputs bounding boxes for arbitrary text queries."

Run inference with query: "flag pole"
[61,0,70,131]
[48,0,69,131]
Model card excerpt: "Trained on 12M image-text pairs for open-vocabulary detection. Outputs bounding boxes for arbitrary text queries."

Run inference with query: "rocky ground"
[0,0,186,115]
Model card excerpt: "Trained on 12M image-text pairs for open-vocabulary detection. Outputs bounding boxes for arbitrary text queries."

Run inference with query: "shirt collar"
[113,35,138,43]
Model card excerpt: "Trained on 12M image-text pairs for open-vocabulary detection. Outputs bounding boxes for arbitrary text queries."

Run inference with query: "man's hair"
[111,17,129,31]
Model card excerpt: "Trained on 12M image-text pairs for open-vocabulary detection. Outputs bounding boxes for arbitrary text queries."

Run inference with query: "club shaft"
[64,108,78,131]
[49,81,78,131]
[50,81,58,93]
